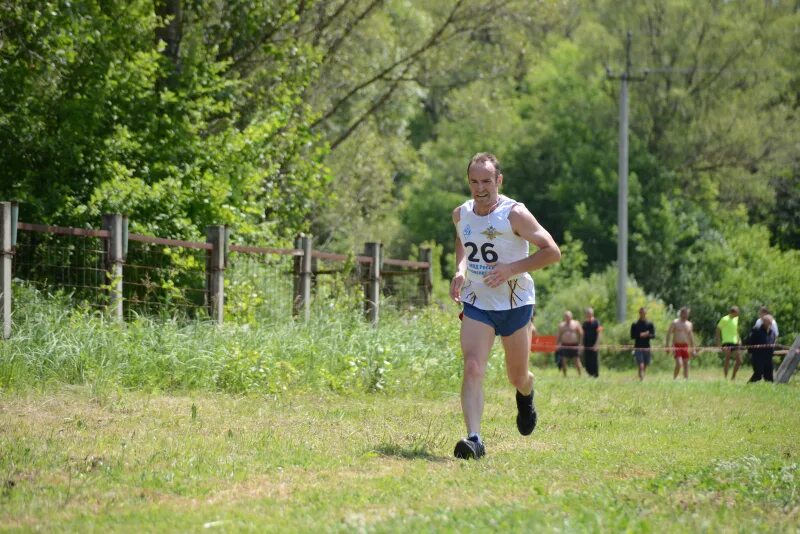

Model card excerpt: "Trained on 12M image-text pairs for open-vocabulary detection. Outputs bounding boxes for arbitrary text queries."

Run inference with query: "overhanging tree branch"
[311,0,466,130]
[328,61,414,150]
[320,0,385,65]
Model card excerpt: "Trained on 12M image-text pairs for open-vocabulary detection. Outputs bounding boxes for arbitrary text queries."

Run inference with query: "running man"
[665,307,696,380]
[450,152,561,460]
[715,306,742,380]
[631,307,655,381]
[557,310,583,377]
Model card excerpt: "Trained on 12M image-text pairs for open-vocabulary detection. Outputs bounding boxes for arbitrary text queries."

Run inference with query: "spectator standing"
[557,311,583,377]
[582,308,602,378]
[747,314,776,383]
[665,307,696,380]
[753,306,779,339]
[715,306,742,380]
[631,307,655,381]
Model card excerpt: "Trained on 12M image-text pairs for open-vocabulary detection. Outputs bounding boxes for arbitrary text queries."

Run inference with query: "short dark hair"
[467,152,501,179]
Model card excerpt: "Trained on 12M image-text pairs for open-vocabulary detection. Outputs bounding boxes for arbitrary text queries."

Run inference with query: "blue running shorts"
[462,303,534,337]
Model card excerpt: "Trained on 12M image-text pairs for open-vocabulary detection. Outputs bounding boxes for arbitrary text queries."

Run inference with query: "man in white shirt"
[450,152,561,459]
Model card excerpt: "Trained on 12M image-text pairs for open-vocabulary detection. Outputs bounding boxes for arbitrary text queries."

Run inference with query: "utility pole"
[607,31,643,323]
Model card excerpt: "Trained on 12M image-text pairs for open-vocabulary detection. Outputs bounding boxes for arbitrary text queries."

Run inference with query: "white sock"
[468,432,481,443]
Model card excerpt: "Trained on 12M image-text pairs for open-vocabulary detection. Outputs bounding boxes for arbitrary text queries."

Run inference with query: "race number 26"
[464,242,498,263]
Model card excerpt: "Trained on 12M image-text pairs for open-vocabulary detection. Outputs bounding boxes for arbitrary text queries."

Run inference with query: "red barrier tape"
[585,344,791,356]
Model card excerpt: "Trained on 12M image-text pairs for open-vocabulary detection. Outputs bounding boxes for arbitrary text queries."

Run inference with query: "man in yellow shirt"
[715,306,742,380]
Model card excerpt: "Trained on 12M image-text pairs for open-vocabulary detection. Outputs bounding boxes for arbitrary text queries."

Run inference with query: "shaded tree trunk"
[154,0,182,65]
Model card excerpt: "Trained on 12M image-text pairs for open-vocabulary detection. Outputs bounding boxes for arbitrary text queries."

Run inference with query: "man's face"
[639,308,647,320]
[564,311,572,322]
[763,317,773,330]
[680,309,689,320]
[468,162,501,208]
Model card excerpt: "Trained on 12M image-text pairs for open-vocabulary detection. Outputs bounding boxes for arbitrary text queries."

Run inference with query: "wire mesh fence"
[225,250,295,323]
[6,218,432,327]
[13,227,109,310]
[310,254,364,315]
[124,238,209,319]
[381,260,430,311]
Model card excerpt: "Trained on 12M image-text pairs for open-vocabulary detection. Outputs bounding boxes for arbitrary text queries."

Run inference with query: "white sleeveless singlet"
[457,195,536,311]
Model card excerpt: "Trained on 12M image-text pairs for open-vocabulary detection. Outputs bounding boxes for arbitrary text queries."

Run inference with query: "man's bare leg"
[574,358,583,377]
[460,317,495,435]
[502,324,533,395]
[674,359,681,379]
[732,350,742,380]
[502,324,537,436]
[723,348,731,378]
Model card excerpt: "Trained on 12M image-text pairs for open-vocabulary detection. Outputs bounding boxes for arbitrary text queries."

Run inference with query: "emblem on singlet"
[481,225,501,240]
[463,224,472,238]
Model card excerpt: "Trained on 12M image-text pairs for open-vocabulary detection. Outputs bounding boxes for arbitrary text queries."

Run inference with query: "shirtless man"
[665,307,696,380]
[557,310,583,376]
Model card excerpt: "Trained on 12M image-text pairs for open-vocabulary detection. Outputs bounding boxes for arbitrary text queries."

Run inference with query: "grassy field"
[2,369,799,533]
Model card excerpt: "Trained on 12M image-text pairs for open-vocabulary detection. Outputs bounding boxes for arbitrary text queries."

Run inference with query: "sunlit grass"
[2,288,799,531]
[1,371,799,532]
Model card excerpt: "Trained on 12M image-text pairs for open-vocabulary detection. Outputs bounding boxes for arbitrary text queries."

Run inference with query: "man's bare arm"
[449,207,466,302]
[483,204,560,288]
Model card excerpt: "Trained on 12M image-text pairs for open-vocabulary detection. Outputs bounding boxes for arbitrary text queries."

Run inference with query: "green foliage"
[1,0,799,343]
[0,1,327,242]
[668,220,800,344]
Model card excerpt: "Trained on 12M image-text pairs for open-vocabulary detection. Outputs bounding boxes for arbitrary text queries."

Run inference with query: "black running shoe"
[453,436,485,459]
[516,389,537,436]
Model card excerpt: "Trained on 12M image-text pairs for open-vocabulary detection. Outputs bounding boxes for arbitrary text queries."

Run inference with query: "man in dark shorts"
[557,310,583,377]
[450,152,561,459]
[631,307,655,380]
[582,307,602,377]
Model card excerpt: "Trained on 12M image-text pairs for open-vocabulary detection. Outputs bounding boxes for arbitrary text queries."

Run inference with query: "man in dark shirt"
[631,307,655,381]
[582,307,602,377]
[747,314,776,383]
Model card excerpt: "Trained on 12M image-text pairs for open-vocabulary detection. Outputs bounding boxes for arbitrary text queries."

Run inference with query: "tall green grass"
[1,283,764,395]
[0,284,466,394]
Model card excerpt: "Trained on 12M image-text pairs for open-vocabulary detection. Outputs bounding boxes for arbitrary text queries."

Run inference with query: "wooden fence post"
[206,225,226,324]
[0,202,14,339]
[363,242,381,326]
[775,335,800,384]
[292,234,302,317]
[292,234,312,321]
[300,235,312,322]
[102,213,127,321]
[418,246,432,307]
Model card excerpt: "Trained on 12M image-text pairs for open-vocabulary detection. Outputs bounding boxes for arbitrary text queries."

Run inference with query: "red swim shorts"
[673,343,690,359]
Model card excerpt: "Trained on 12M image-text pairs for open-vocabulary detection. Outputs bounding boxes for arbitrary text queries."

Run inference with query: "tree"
[0,1,327,242]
